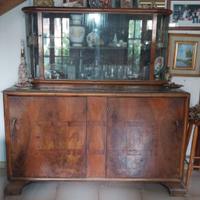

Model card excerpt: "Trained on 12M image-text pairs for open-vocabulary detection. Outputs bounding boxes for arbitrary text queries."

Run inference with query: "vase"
[71,14,82,25]
[70,14,85,47]
[70,26,85,46]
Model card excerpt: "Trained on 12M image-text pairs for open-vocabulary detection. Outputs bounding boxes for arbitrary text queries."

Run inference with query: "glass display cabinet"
[3,7,190,197]
[23,7,171,85]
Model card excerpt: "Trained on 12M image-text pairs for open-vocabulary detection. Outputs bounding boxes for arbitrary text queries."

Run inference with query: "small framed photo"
[167,0,200,30]
[168,34,200,76]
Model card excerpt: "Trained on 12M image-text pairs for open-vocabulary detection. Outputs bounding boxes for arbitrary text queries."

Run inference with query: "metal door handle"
[10,118,17,142]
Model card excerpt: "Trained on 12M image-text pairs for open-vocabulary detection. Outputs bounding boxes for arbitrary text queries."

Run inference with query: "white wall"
[0,1,31,161]
[172,77,200,106]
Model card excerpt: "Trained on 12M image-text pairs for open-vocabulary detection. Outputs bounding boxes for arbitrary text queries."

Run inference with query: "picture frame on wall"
[173,41,197,70]
[168,34,200,76]
[167,0,200,30]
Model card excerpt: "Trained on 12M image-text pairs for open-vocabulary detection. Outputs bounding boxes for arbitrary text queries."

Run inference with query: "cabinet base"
[162,182,187,196]
[4,181,31,196]
[4,180,187,196]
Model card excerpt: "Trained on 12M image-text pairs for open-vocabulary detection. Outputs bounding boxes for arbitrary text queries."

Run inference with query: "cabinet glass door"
[27,12,154,81]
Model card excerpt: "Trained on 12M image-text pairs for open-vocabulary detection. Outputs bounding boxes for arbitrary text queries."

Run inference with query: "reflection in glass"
[43,38,50,56]
[43,18,50,37]
[54,18,61,38]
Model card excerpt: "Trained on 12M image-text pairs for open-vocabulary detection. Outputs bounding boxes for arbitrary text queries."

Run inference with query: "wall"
[0,2,199,162]
[0,0,31,162]
[172,77,200,106]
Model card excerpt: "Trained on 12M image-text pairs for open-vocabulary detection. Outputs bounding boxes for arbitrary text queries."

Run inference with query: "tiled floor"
[1,168,200,200]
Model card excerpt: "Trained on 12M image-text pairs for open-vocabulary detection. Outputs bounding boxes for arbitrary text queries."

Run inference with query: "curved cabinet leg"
[161,182,187,196]
[4,181,31,196]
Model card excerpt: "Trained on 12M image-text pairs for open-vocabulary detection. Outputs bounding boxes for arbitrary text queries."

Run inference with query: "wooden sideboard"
[3,85,189,196]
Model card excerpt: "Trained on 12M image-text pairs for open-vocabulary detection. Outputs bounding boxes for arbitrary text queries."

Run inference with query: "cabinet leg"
[4,181,31,196]
[161,182,187,196]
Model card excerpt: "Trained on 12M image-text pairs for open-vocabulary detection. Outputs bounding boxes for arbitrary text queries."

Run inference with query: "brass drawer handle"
[10,118,17,142]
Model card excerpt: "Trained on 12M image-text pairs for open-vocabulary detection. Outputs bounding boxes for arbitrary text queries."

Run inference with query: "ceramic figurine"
[16,41,32,88]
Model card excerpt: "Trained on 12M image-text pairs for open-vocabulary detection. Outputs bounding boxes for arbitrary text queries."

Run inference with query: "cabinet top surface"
[4,85,189,97]
[22,6,172,15]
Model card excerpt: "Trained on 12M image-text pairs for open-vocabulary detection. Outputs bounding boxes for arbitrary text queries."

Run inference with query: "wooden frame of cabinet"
[23,7,172,85]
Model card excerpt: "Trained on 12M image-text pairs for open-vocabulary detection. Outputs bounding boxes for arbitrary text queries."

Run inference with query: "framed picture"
[168,34,200,76]
[173,41,197,70]
[167,0,200,30]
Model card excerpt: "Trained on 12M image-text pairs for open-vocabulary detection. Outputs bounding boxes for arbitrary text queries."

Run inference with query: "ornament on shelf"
[54,0,63,6]
[70,14,85,47]
[33,0,54,6]
[16,40,32,88]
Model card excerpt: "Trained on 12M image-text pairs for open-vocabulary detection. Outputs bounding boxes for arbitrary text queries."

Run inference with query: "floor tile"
[56,182,99,200]
[142,189,186,200]
[105,182,144,190]
[0,174,7,200]
[185,197,200,200]
[143,182,168,192]
[21,182,57,200]
[100,183,142,200]
[187,172,200,197]
[0,168,6,177]
[2,172,200,200]
[4,196,22,200]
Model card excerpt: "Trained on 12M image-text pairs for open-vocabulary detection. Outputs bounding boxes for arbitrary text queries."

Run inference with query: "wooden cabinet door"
[6,96,87,178]
[87,97,107,177]
[107,97,186,179]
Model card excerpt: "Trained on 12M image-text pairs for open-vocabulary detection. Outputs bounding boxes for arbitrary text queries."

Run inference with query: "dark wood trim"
[7,177,181,182]
[169,27,200,31]
[169,33,200,38]
[3,93,12,178]
[22,7,172,15]
[150,13,157,80]
[0,0,25,16]
[4,181,30,196]
[31,79,168,86]
[194,127,200,167]
[3,89,190,98]
[180,96,190,177]
[171,74,200,77]
[162,182,187,196]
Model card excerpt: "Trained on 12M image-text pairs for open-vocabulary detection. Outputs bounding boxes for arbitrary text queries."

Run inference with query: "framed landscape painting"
[168,0,200,30]
[173,41,197,70]
[168,34,200,76]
